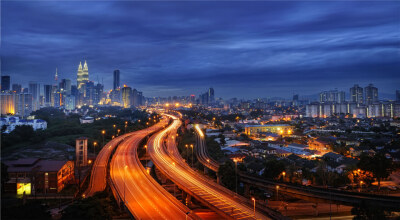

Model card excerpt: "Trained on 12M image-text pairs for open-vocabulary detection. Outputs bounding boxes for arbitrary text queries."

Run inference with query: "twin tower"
[77,61,89,89]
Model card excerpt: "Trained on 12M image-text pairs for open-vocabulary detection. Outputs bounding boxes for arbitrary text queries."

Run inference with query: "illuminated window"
[17,183,31,195]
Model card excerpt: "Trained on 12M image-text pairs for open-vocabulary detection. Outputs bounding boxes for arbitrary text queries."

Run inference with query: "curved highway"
[148,114,269,219]
[194,124,219,172]
[85,131,134,197]
[110,118,198,220]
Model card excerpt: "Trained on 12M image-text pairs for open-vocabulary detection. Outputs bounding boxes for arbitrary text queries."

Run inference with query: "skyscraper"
[1,75,11,92]
[59,79,72,94]
[350,84,363,104]
[77,61,89,90]
[113,70,120,90]
[364,84,378,105]
[12,84,22,93]
[29,82,40,102]
[122,85,132,108]
[44,85,52,106]
[208,87,215,104]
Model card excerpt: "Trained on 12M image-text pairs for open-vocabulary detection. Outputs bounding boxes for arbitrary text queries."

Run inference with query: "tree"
[358,153,393,190]
[218,134,226,146]
[218,160,236,191]
[262,159,286,180]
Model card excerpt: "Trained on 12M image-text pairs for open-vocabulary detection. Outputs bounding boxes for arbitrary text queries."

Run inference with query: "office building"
[59,79,71,94]
[0,93,16,115]
[113,70,120,90]
[77,61,89,90]
[350,84,363,104]
[122,86,132,108]
[208,87,215,104]
[12,84,22,93]
[1,75,11,92]
[44,85,52,106]
[16,93,33,117]
[364,84,378,105]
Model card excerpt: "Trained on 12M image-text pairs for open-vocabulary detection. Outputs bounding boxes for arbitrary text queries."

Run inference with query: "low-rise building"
[1,116,47,133]
[4,158,75,195]
[244,124,294,136]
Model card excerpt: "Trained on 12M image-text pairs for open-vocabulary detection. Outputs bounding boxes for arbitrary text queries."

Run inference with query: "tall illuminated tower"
[77,61,89,89]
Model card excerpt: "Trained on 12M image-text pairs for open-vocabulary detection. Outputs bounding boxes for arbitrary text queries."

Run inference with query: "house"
[349,146,375,157]
[323,152,344,163]
[308,137,336,153]
[4,158,75,195]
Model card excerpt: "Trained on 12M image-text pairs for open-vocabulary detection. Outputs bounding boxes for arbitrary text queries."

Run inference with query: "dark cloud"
[1,1,399,98]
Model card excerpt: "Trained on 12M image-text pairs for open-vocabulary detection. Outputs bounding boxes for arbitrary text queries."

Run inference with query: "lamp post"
[144,145,148,167]
[125,121,128,134]
[101,130,105,146]
[117,129,121,136]
[185,144,189,162]
[252,197,256,217]
[276,185,280,201]
[190,144,194,167]
[93,142,97,156]
[233,158,238,194]
[282,171,286,182]
[113,124,116,136]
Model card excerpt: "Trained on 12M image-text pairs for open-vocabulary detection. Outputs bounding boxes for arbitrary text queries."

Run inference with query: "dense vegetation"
[61,191,121,220]
[1,107,152,153]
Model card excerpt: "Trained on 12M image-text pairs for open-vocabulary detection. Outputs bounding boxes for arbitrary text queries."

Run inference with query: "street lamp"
[125,121,128,134]
[282,171,286,182]
[252,197,256,217]
[233,158,238,194]
[101,130,105,146]
[276,185,280,200]
[185,144,189,162]
[117,129,121,136]
[93,141,97,156]
[190,144,194,167]
[144,145,148,167]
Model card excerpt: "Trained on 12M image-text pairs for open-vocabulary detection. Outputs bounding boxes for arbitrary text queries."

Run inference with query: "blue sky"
[2,1,399,99]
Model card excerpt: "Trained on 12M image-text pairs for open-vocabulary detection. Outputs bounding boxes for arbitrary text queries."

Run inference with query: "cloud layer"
[2,1,399,98]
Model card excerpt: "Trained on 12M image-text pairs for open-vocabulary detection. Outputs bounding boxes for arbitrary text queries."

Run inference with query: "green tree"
[358,153,393,190]
[218,160,236,191]
[218,134,226,146]
[262,159,286,180]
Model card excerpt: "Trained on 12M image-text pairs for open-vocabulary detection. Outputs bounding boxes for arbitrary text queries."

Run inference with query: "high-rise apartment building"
[77,61,89,90]
[350,84,363,104]
[1,76,11,92]
[364,84,378,105]
[113,70,120,90]
[319,89,345,103]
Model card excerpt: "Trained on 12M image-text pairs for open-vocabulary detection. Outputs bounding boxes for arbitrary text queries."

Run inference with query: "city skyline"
[2,1,400,98]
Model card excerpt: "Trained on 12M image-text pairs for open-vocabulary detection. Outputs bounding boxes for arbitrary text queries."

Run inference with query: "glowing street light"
[93,141,97,155]
[276,185,280,200]
[233,158,238,194]
[252,197,256,217]
[190,144,194,167]
[101,130,106,146]
[125,121,128,133]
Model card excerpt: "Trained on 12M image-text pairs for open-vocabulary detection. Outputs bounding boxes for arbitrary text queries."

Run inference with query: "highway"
[148,114,269,219]
[110,117,198,220]
[85,131,134,197]
[194,124,219,172]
